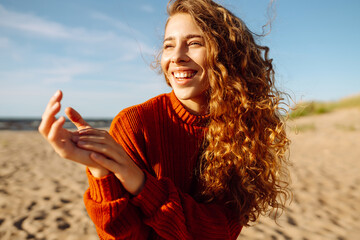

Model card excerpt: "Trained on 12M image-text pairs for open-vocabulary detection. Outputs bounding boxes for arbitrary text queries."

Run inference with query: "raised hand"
[73,128,145,195]
[38,90,109,177]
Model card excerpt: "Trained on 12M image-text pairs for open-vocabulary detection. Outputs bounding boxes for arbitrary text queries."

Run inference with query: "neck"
[179,97,209,115]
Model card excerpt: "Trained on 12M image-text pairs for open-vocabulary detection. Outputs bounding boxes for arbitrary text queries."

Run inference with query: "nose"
[171,45,190,63]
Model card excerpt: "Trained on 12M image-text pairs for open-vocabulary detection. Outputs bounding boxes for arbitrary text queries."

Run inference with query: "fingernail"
[54,90,60,97]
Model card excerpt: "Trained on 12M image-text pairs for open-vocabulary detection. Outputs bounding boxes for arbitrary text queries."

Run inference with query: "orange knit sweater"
[84,91,242,239]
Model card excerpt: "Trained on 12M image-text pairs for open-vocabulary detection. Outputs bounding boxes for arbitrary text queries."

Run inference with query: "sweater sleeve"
[83,108,151,239]
[84,169,151,239]
[130,171,242,240]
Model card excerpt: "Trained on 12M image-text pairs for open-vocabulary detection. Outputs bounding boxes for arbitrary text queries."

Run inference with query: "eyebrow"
[163,34,204,43]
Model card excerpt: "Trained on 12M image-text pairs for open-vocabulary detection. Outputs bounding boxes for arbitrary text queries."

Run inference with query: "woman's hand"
[73,128,145,196]
[38,90,110,177]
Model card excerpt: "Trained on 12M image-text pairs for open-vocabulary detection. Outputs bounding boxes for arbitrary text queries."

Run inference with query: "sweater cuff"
[86,168,127,202]
[131,171,168,216]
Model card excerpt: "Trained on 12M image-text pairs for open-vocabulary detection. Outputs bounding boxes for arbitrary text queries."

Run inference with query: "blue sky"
[0,0,359,118]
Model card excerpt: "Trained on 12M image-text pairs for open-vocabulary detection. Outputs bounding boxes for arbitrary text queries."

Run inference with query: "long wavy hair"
[163,0,291,226]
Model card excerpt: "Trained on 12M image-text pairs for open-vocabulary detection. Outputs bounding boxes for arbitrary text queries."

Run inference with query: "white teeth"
[173,71,196,78]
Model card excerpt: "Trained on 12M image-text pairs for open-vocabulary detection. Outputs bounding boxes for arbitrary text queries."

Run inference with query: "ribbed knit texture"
[84,91,242,239]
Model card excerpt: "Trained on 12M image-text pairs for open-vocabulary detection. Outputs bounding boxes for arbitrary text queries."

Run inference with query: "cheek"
[160,55,169,72]
[160,56,171,85]
[194,51,207,72]
[201,53,207,70]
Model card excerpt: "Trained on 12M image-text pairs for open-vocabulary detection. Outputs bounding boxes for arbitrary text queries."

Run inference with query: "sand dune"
[1,108,359,239]
[240,108,360,240]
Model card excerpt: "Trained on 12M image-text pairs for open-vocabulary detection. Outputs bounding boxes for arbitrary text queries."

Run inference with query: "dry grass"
[289,94,360,119]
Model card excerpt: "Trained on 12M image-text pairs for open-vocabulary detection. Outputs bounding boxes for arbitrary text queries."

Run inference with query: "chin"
[174,88,203,101]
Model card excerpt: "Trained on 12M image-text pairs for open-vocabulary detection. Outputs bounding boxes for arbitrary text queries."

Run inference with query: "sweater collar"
[168,91,210,126]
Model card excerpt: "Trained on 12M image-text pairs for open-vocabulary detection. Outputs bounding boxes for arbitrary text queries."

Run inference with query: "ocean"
[0,118,112,131]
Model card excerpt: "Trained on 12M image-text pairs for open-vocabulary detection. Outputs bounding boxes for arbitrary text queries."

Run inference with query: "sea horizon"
[0,118,113,131]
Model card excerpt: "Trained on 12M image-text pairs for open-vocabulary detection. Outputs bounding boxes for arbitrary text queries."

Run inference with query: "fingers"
[77,128,107,135]
[90,152,123,177]
[74,128,128,164]
[37,91,112,172]
[74,128,119,154]
[46,116,71,159]
[74,128,112,144]
[72,134,106,144]
[47,116,66,142]
[38,90,63,137]
[65,107,91,130]
[72,128,106,142]
[45,90,62,113]
[77,141,119,162]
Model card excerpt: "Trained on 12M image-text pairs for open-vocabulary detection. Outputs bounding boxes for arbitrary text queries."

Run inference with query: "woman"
[39,0,291,239]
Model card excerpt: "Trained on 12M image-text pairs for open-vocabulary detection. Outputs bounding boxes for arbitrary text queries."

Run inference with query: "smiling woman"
[161,13,209,114]
[38,0,291,239]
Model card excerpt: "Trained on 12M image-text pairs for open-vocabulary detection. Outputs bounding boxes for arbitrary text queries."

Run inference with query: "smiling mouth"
[172,71,197,79]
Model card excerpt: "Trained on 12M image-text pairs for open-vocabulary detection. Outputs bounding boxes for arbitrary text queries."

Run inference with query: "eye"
[163,43,174,50]
[189,41,203,47]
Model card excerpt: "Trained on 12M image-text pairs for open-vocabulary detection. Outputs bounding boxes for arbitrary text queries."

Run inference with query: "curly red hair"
[165,0,291,226]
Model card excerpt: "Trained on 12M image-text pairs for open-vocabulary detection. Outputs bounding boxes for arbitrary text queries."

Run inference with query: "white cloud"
[91,12,143,38]
[0,4,151,47]
[0,59,101,84]
[0,5,72,39]
[140,4,155,13]
[0,3,156,73]
[0,37,11,48]
[38,59,99,76]
[0,4,161,117]
[0,4,112,42]
[43,76,72,84]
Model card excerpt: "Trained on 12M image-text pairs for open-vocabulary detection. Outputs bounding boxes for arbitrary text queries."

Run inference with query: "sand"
[0,131,98,240]
[1,108,360,240]
[240,108,360,240]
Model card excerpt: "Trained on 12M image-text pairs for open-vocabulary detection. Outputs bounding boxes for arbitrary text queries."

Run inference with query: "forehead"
[164,13,203,38]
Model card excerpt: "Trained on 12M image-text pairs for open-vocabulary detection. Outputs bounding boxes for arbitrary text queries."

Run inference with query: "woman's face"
[161,13,209,114]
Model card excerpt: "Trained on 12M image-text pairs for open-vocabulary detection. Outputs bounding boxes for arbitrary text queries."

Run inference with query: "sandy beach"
[1,108,360,240]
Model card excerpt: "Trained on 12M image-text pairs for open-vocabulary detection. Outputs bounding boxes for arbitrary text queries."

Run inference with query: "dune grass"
[290,123,316,133]
[289,94,360,119]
